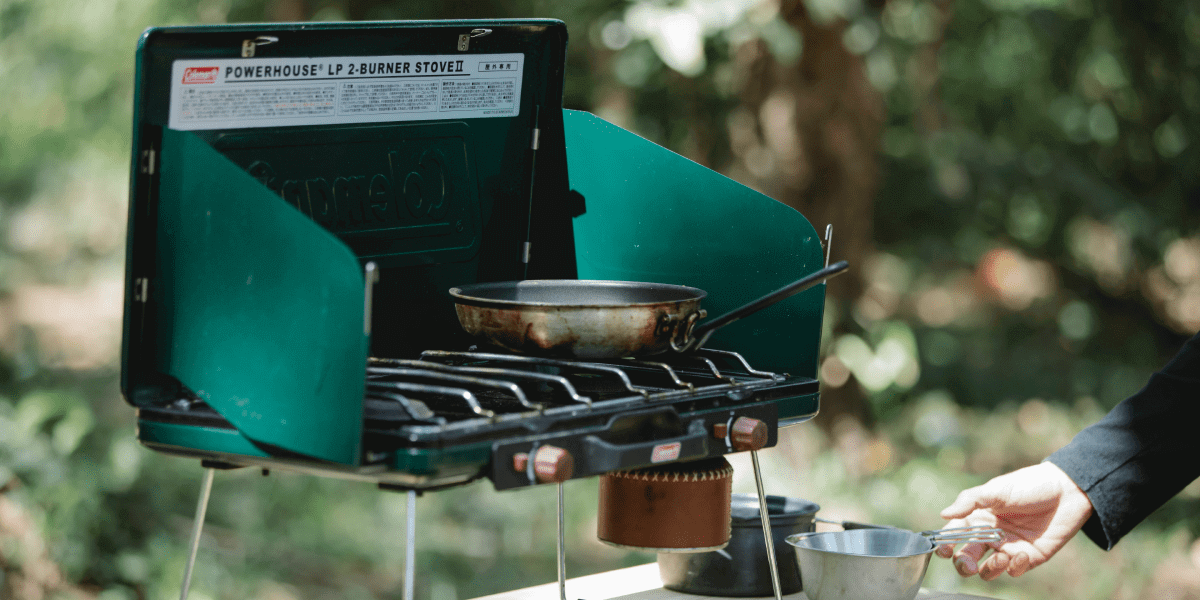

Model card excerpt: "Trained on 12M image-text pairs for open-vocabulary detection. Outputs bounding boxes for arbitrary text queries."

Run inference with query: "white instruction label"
[168,53,524,131]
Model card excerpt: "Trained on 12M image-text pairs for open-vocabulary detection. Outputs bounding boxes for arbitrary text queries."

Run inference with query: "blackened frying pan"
[449,261,848,359]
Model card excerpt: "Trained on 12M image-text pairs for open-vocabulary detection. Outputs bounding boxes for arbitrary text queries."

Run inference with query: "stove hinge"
[140,148,156,177]
[133,277,150,348]
[458,28,491,52]
[241,36,278,58]
[133,278,149,302]
[132,132,161,352]
[133,152,152,302]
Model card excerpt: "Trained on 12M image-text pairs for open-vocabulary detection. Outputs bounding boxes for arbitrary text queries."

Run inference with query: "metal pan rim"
[599,539,730,553]
[786,530,936,559]
[449,279,708,308]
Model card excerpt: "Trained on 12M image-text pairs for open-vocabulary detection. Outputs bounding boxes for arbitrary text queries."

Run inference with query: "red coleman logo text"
[182,67,219,84]
[650,442,682,463]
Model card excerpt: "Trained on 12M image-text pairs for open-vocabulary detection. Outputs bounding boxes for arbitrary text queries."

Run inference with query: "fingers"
[978,550,1010,581]
[1008,551,1033,577]
[935,516,968,558]
[978,549,1038,580]
[951,541,989,577]
[979,537,1042,580]
[936,511,996,564]
[940,485,1004,520]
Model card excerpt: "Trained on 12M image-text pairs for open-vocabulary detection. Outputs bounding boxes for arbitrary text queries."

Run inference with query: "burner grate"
[362,349,785,428]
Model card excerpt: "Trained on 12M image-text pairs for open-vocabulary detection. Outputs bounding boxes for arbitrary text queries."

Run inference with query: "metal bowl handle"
[921,525,1003,545]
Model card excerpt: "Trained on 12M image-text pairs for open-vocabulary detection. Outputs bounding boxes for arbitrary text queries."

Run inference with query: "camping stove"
[123,19,832,600]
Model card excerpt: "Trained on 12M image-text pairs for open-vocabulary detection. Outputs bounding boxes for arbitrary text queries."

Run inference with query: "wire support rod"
[373,358,592,407]
[622,360,693,390]
[696,349,783,380]
[367,381,495,419]
[522,105,541,278]
[688,356,735,384]
[420,351,650,397]
[180,467,215,600]
[371,367,541,410]
[751,451,784,600]
[824,224,833,268]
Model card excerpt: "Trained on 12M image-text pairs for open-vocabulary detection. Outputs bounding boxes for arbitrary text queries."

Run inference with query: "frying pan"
[449,260,848,359]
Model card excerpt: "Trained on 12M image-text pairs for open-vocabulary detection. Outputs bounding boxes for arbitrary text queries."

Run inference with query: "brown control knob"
[512,452,530,473]
[712,422,729,439]
[730,417,768,451]
[533,445,574,483]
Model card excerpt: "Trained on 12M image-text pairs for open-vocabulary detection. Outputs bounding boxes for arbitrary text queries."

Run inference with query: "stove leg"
[180,467,215,600]
[750,451,783,600]
[557,482,567,600]
[405,490,417,600]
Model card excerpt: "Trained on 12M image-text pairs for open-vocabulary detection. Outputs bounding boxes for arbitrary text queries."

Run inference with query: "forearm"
[1046,331,1200,550]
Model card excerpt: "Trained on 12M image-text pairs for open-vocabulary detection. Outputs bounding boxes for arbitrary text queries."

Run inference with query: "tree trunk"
[727,1,885,429]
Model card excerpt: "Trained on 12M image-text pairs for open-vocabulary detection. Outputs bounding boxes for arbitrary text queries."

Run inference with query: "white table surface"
[473,562,999,600]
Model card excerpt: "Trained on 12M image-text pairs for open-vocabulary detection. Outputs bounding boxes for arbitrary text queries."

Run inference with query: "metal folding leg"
[556,482,567,600]
[405,490,417,600]
[751,451,783,600]
[180,467,215,600]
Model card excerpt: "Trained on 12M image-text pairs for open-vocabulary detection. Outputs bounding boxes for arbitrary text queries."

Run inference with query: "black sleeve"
[1045,330,1200,550]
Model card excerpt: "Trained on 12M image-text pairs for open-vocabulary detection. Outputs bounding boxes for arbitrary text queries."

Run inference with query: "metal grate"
[363,349,785,428]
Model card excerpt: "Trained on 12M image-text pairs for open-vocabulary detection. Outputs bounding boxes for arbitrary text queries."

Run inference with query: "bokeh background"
[3,0,1200,598]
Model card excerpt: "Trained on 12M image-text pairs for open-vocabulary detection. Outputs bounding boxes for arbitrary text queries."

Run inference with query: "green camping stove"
[123,19,835,600]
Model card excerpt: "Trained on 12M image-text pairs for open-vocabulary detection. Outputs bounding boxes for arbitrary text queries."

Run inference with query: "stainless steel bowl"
[785,527,1001,600]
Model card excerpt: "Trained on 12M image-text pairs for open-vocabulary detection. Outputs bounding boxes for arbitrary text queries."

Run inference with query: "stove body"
[123,20,828,492]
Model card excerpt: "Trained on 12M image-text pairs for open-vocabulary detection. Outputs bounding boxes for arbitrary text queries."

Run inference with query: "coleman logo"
[182,67,219,84]
[650,442,682,463]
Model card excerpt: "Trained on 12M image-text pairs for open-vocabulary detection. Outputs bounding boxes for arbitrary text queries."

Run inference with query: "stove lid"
[127,19,568,270]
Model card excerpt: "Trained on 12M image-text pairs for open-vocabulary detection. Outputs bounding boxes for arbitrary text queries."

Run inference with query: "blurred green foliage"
[2,0,1200,598]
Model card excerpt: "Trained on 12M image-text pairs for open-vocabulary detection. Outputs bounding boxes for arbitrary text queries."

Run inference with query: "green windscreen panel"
[564,110,826,377]
[155,128,367,465]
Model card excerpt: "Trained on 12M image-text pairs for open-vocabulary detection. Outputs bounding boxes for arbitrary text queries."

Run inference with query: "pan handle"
[679,260,850,352]
[667,311,705,353]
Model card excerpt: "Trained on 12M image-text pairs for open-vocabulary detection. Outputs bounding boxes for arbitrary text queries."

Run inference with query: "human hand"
[935,462,1093,580]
